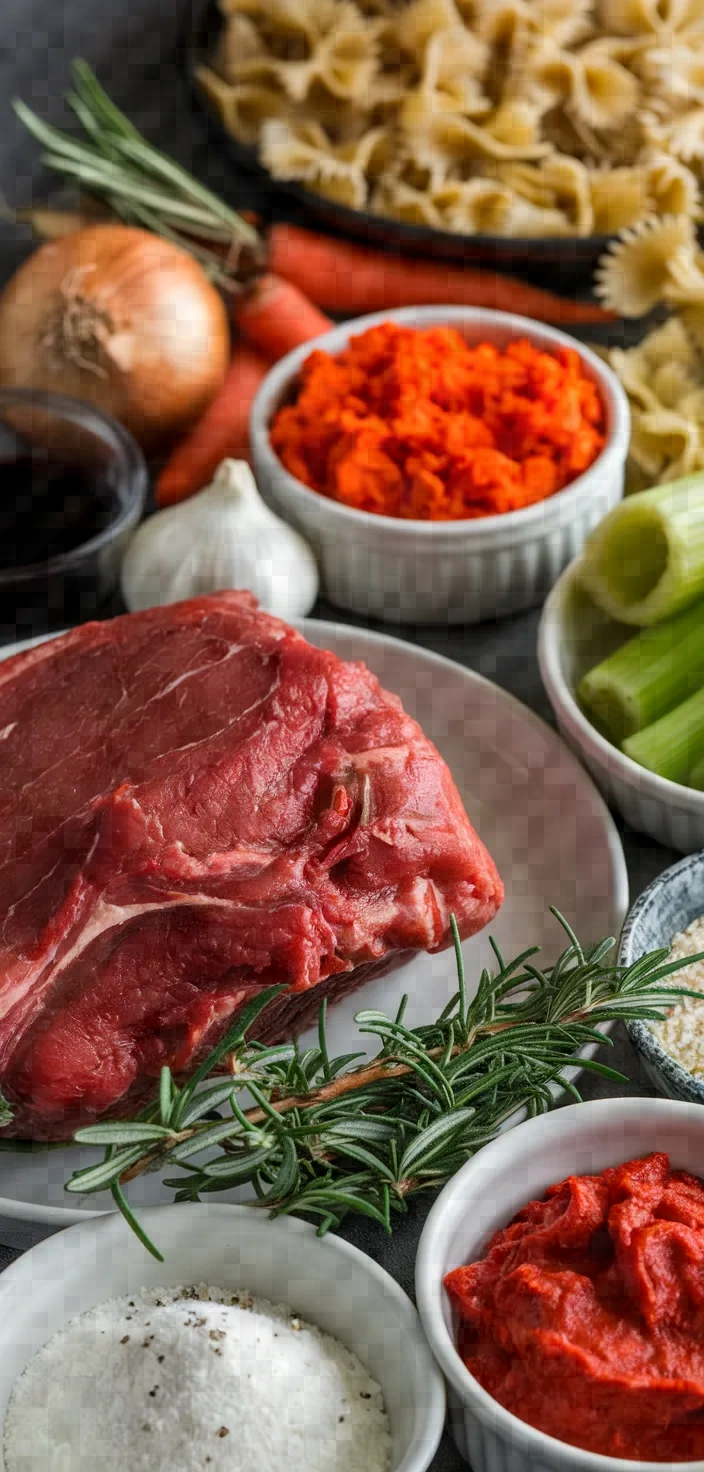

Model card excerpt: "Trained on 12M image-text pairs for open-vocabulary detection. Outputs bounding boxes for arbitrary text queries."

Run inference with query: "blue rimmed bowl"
[619,850,704,1105]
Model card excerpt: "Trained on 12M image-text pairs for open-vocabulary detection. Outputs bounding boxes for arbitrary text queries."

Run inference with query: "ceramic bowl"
[416,1096,704,1472]
[619,849,704,1104]
[0,388,147,643]
[250,306,630,626]
[0,1204,446,1472]
[538,556,704,852]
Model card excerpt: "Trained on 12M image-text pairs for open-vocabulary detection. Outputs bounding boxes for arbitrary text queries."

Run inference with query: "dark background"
[0,4,679,1465]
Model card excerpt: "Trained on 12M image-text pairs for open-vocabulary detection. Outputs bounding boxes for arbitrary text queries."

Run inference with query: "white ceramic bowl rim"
[251,305,630,538]
[538,561,704,813]
[415,1097,704,1472]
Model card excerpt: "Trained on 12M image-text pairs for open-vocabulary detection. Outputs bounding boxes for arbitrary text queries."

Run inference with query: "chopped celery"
[578,598,704,743]
[690,755,704,790]
[580,472,704,625]
[623,685,704,786]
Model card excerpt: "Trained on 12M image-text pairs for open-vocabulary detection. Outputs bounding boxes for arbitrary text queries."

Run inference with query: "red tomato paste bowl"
[415,1097,704,1472]
[250,307,630,626]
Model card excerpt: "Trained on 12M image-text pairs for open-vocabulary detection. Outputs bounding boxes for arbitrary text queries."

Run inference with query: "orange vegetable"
[267,224,616,325]
[157,277,332,508]
[235,274,332,360]
[156,343,269,507]
[270,322,606,521]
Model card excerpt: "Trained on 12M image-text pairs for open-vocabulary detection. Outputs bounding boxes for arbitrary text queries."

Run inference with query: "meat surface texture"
[0,593,503,1139]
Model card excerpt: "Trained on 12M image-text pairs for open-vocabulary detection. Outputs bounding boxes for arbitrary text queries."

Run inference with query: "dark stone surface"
[0,5,681,1464]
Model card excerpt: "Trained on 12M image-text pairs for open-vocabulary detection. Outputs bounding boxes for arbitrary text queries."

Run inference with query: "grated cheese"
[649,917,704,1077]
[3,1283,391,1472]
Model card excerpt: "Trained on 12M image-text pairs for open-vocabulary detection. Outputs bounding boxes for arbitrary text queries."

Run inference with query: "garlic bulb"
[121,459,319,618]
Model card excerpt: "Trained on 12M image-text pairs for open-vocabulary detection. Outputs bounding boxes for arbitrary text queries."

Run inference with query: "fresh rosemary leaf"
[322,1118,398,1145]
[321,1139,397,1180]
[111,1181,163,1262]
[176,1081,239,1129]
[256,1137,299,1202]
[66,1144,149,1193]
[396,1109,478,1177]
[159,1067,173,1127]
[74,1123,173,1147]
[167,1119,261,1164]
[200,1144,279,1182]
[323,1052,367,1075]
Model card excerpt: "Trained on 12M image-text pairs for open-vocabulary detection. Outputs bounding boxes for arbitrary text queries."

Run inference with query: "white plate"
[0,621,628,1223]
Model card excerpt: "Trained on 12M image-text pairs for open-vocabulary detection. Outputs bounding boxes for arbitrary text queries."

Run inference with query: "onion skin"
[0,224,230,451]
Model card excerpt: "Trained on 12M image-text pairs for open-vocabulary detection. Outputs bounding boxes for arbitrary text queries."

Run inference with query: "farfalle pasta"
[199,0,704,236]
[604,316,704,482]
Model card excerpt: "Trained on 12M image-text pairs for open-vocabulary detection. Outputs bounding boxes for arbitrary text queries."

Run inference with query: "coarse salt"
[3,1283,391,1472]
[649,916,704,1077]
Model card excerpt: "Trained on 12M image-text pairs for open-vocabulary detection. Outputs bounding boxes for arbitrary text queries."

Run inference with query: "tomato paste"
[445,1153,704,1462]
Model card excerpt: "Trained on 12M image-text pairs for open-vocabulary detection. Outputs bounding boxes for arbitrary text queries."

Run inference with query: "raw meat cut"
[0,593,503,1139]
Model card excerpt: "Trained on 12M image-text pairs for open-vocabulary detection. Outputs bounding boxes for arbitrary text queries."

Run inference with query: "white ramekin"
[0,1203,446,1472]
[416,1097,704,1472]
[538,557,704,852]
[250,306,630,626]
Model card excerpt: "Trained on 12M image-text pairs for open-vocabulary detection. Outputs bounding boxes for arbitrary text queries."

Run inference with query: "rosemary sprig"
[66,910,701,1261]
[13,61,262,289]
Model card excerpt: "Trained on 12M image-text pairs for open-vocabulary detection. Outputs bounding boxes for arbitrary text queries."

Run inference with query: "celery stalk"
[623,684,704,785]
[578,598,704,743]
[580,472,704,625]
[689,755,704,790]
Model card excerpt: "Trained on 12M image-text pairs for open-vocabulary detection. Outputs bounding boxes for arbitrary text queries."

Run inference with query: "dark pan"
[183,0,614,292]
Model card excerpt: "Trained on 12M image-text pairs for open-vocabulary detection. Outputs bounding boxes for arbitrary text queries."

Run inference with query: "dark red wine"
[0,430,115,571]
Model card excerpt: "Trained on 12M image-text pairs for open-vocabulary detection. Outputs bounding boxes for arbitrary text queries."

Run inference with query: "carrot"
[155,342,269,507]
[235,273,332,359]
[157,277,330,508]
[267,224,616,326]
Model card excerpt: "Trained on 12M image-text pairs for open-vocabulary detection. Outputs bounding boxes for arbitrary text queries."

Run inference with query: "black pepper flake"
[121,1336,130,1345]
[148,1387,159,1398]
[217,1427,229,1438]
[339,1415,345,1422]
[158,1355,165,1363]
[360,1392,372,1399]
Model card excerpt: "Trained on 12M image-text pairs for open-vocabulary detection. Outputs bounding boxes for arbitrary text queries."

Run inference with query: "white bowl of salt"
[0,1203,445,1471]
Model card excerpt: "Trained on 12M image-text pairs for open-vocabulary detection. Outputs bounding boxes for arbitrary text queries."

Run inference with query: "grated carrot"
[270,322,606,521]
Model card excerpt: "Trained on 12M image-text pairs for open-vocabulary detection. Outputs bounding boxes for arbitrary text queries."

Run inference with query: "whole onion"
[0,224,230,451]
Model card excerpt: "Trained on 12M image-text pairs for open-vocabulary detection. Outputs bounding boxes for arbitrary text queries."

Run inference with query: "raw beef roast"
[0,593,502,1138]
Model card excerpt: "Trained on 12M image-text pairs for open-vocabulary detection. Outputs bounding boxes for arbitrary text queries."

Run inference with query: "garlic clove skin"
[121,459,319,619]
